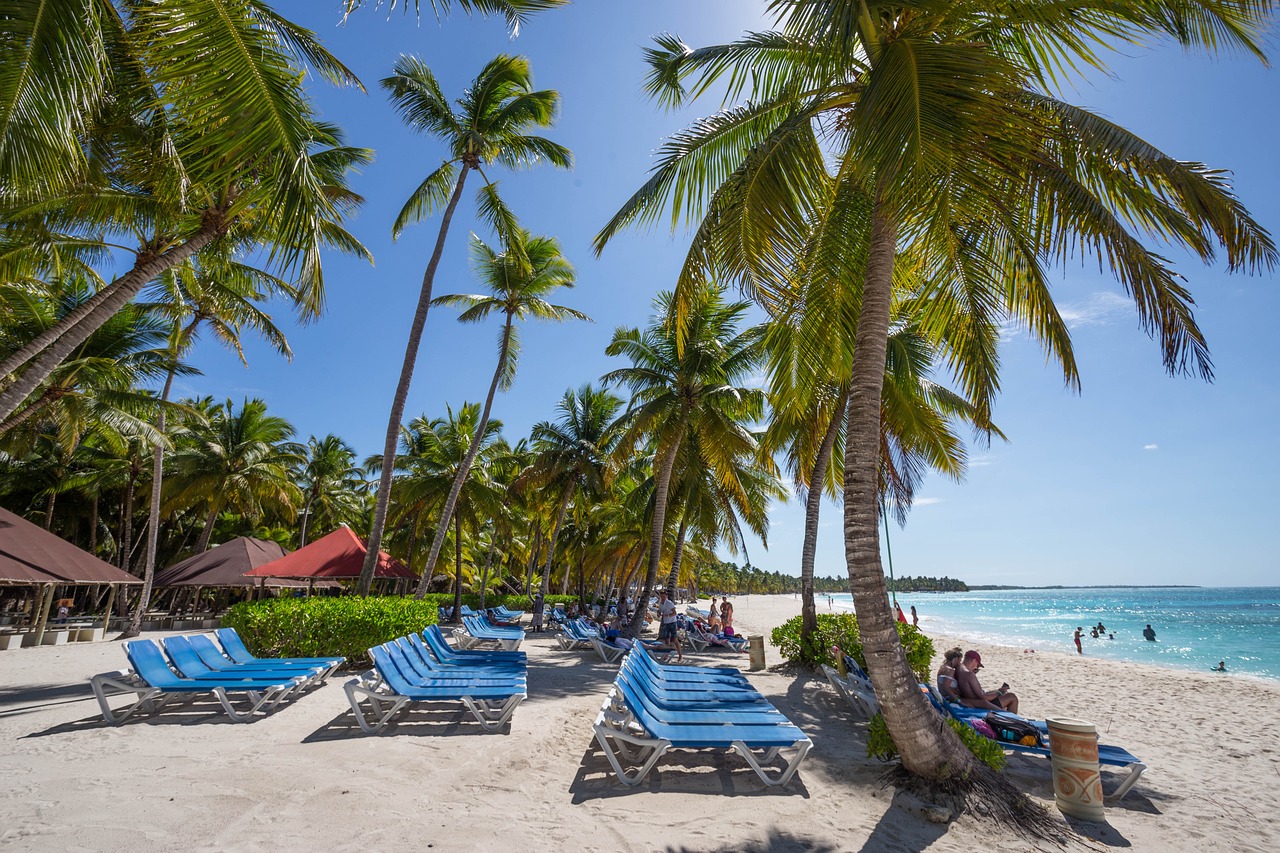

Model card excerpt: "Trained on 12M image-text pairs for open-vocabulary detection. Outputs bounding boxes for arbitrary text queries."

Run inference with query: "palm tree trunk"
[625,432,682,638]
[478,541,496,610]
[0,219,223,422]
[195,504,220,554]
[361,165,472,596]
[299,491,316,547]
[450,512,464,622]
[800,389,850,661]
[523,526,543,598]
[663,509,690,598]
[44,490,56,530]
[123,365,178,639]
[0,389,56,435]
[119,473,136,572]
[89,493,99,554]
[844,201,973,779]
[537,481,576,611]
[413,311,512,597]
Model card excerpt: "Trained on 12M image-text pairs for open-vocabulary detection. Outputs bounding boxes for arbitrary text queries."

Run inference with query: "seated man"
[956,650,1018,713]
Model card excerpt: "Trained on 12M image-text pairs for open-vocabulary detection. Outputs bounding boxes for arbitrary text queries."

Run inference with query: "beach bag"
[985,713,1044,748]
[968,718,997,740]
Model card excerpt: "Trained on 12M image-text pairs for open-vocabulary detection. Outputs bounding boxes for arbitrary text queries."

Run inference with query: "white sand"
[1,595,1277,852]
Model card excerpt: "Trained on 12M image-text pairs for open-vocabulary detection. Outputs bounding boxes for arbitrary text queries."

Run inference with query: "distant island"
[967,584,1202,591]
[814,574,969,593]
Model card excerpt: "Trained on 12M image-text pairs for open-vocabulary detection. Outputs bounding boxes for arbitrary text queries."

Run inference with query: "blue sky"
[173,2,1279,587]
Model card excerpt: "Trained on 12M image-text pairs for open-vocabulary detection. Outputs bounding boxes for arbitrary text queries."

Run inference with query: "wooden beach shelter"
[152,536,325,611]
[243,526,416,593]
[0,507,142,645]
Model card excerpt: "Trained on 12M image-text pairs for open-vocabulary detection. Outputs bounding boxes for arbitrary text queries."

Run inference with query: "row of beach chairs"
[344,625,528,733]
[89,628,344,725]
[437,604,526,625]
[593,648,812,787]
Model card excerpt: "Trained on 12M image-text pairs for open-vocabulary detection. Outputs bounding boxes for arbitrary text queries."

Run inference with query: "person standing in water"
[1143,624,1157,642]
[1073,627,1083,655]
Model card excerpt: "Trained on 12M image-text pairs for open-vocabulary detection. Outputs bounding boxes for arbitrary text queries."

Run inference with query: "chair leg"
[343,678,407,733]
[89,673,162,726]
[731,739,812,787]
[594,727,668,786]
[1107,762,1147,801]
[461,694,524,732]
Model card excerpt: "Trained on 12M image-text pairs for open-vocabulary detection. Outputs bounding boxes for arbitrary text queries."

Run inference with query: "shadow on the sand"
[665,828,838,853]
[302,703,515,742]
[21,695,288,735]
[0,682,98,718]
[567,739,811,802]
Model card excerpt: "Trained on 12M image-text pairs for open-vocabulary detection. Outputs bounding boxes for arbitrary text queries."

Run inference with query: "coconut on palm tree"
[410,228,588,597]
[359,54,572,595]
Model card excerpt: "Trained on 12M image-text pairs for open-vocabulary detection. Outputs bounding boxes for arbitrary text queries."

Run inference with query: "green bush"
[770,612,935,679]
[223,596,439,669]
[866,713,1007,771]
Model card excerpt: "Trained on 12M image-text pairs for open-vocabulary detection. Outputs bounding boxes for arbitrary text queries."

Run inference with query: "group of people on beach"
[1071,621,1162,654]
[935,647,1018,713]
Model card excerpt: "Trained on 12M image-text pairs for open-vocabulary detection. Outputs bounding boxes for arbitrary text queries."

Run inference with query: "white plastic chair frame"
[342,671,525,734]
[88,669,299,725]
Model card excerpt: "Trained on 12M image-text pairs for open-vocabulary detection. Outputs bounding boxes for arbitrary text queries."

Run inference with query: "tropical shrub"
[867,713,1007,771]
[771,612,935,679]
[224,596,439,669]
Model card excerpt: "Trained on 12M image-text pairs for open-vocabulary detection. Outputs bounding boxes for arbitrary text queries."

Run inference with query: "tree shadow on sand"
[665,828,838,853]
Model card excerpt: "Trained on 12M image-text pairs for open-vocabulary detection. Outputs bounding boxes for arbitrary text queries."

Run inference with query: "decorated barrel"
[1046,717,1105,821]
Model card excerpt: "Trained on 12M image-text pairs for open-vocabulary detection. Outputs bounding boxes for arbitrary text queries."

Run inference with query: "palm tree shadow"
[665,828,838,853]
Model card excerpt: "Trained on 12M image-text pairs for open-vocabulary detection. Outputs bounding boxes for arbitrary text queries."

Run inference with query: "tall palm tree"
[295,435,366,547]
[0,3,371,423]
[412,228,587,596]
[125,256,296,638]
[166,398,303,554]
[391,404,505,617]
[360,54,572,595]
[597,0,1277,791]
[525,385,623,619]
[603,287,767,637]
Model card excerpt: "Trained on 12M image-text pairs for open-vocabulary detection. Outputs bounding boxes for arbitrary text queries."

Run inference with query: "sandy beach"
[2,594,1278,852]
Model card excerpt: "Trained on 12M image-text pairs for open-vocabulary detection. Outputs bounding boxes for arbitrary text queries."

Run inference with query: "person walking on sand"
[656,590,682,662]
[1073,627,1083,655]
[910,605,919,627]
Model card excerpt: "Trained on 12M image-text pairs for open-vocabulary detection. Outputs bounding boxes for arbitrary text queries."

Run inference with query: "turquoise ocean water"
[824,587,1280,681]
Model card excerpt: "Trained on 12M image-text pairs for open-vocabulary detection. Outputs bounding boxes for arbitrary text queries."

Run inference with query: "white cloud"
[1059,292,1131,329]
[969,454,996,468]
[1144,443,1159,451]
[913,497,942,507]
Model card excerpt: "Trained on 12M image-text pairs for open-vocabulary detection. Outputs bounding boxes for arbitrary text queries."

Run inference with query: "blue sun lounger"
[344,643,526,733]
[459,615,523,651]
[215,628,345,671]
[89,639,306,725]
[172,635,331,686]
[593,651,811,787]
[422,625,526,664]
[923,686,1148,800]
[393,636,527,682]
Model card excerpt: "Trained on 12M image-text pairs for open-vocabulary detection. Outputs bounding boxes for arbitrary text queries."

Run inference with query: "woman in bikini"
[936,647,963,702]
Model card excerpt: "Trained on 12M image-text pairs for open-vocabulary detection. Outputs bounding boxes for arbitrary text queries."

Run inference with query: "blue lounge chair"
[393,636,527,683]
[182,634,333,685]
[344,643,525,733]
[89,639,305,725]
[593,652,811,787]
[459,615,523,651]
[422,625,526,664]
[920,685,1148,800]
[215,628,344,670]
[557,618,600,651]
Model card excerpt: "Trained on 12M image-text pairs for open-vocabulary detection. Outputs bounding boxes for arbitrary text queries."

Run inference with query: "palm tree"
[359,54,572,595]
[603,287,767,637]
[525,385,623,619]
[296,435,366,547]
[126,256,296,638]
[411,228,587,596]
[166,398,303,554]
[0,2,371,423]
[597,0,1276,793]
[390,404,506,617]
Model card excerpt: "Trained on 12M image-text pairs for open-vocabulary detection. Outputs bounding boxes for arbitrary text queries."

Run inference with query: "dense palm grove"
[1,0,1274,808]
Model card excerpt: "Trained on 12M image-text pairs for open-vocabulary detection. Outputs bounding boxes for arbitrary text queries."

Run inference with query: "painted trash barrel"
[747,635,766,670]
[1047,717,1105,821]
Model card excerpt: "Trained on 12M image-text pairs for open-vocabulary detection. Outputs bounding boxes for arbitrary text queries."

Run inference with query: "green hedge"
[866,712,1007,771]
[223,596,439,670]
[770,611,935,680]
